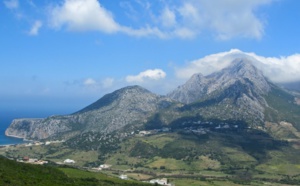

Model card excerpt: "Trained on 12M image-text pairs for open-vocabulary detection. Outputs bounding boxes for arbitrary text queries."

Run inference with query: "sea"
[0,108,73,145]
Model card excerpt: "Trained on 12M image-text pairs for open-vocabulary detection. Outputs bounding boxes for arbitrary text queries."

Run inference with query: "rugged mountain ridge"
[5,58,300,142]
[165,58,271,126]
[168,58,270,103]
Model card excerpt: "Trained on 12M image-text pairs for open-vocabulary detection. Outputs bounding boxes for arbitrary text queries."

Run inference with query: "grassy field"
[59,168,150,185]
[171,179,244,186]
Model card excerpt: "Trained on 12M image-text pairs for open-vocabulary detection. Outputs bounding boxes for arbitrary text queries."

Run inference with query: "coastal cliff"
[5,117,72,140]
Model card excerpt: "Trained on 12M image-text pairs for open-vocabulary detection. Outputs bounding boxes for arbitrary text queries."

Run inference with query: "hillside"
[6,86,173,141]
[0,156,150,186]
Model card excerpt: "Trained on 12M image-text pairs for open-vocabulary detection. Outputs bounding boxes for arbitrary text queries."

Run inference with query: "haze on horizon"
[1,0,300,113]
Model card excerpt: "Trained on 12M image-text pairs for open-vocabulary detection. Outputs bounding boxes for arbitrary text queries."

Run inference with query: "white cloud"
[48,0,166,38]
[49,0,120,33]
[47,0,273,40]
[173,0,273,40]
[29,20,43,36]
[175,49,300,83]
[83,78,97,86]
[4,0,19,9]
[126,69,166,83]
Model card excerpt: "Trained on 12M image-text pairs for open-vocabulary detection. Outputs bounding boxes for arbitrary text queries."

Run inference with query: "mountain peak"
[117,85,151,94]
[76,85,156,114]
[226,58,258,74]
[168,57,270,104]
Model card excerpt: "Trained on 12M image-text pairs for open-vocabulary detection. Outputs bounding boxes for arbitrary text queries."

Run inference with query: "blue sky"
[1,0,300,114]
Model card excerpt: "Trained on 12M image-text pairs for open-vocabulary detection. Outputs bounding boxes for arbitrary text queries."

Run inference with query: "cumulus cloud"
[29,20,43,36]
[3,0,19,9]
[48,0,167,38]
[47,0,273,39]
[126,69,166,83]
[49,0,120,33]
[175,49,300,83]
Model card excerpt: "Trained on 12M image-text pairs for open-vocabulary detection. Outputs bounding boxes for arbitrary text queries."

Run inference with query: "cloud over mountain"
[175,49,300,83]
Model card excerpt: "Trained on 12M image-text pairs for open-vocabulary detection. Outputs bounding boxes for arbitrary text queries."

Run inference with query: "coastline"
[4,132,34,142]
[4,133,25,139]
[0,109,60,147]
[0,130,27,146]
[0,144,18,147]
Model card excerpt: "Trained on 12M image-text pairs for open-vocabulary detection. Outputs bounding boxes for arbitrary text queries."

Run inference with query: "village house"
[64,159,75,164]
[149,178,174,185]
[23,156,29,162]
[17,157,48,165]
[91,167,102,171]
[139,130,151,136]
[99,164,111,169]
[119,174,128,180]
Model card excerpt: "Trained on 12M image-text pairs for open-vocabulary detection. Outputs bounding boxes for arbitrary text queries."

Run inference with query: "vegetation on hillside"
[0,156,150,186]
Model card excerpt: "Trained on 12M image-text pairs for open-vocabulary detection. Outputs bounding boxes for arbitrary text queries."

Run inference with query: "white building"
[139,131,151,136]
[64,159,75,164]
[150,178,170,185]
[99,164,111,169]
[119,174,128,180]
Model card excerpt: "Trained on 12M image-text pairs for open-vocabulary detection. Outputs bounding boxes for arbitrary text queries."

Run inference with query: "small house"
[64,159,75,164]
[119,174,128,180]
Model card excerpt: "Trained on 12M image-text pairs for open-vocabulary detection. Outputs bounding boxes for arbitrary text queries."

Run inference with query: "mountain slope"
[6,86,173,140]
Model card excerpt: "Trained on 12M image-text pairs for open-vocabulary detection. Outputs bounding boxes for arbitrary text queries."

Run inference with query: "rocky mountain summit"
[5,58,300,142]
[168,58,270,103]
[167,58,271,125]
